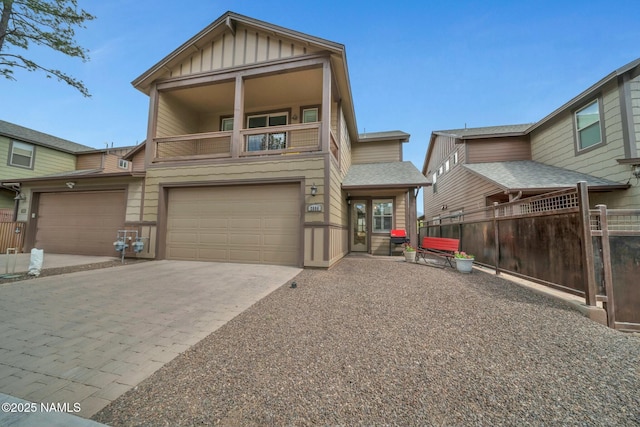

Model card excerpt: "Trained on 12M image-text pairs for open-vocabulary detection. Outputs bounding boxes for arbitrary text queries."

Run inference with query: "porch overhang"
[463,161,630,193]
[342,161,429,191]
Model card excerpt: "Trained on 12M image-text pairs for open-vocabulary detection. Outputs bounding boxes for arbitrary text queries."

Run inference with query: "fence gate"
[0,222,26,254]
[590,205,640,332]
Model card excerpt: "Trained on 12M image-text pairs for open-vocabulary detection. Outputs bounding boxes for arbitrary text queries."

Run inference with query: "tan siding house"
[423,58,640,220]
[4,12,427,265]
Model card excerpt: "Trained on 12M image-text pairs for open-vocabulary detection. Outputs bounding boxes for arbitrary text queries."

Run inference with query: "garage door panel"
[166,184,300,266]
[199,233,228,244]
[35,191,125,256]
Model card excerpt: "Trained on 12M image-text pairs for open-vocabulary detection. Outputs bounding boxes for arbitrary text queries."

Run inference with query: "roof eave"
[342,182,429,190]
[1,171,144,185]
[132,11,346,94]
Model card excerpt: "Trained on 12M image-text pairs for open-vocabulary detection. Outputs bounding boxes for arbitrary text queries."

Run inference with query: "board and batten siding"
[351,141,401,164]
[466,137,531,163]
[630,74,640,158]
[165,25,318,80]
[142,157,325,222]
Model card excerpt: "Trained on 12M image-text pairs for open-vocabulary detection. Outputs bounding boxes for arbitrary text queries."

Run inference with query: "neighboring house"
[0,120,144,255]
[0,120,93,211]
[423,57,640,221]
[6,11,427,266]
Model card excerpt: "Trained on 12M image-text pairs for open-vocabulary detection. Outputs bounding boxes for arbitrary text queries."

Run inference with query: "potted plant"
[454,251,474,273]
[404,244,417,263]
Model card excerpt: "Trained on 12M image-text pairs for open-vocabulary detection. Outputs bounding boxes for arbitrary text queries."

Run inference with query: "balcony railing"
[153,123,322,162]
[240,122,321,156]
[154,131,232,161]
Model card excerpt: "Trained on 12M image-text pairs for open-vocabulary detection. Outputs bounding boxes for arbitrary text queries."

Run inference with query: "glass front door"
[351,201,367,252]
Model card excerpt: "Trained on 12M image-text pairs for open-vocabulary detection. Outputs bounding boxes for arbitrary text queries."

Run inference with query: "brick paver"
[0,260,300,419]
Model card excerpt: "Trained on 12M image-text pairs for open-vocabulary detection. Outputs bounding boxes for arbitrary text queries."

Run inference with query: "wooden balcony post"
[321,59,331,153]
[232,75,244,158]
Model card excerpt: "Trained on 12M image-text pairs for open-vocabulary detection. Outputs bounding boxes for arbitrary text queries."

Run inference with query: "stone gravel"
[93,257,640,426]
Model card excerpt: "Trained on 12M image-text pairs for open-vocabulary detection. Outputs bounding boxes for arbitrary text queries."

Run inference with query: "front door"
[351,201,367,252]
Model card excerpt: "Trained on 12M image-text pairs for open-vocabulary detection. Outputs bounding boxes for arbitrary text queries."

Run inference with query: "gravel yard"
[93,257,640,426]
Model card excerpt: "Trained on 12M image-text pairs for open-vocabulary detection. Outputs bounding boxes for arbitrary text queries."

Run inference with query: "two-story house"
[423,57,640,221]
[7,11,427,266]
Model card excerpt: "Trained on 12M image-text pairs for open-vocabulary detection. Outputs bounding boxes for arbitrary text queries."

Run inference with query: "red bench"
[416,236,460,268]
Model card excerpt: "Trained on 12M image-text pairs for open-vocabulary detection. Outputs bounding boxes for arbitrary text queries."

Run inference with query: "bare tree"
[0,0,95,97]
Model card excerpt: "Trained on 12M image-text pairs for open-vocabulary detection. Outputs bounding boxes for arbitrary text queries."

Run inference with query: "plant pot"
[455,258,474,273]
[404,251,416,263]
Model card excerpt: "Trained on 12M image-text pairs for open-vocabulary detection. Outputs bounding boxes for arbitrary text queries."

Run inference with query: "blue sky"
[2,0,639,183]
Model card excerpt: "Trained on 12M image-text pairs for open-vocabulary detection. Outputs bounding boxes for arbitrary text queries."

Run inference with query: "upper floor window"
[118,159,129,169]
[575,99,604,151]
[302,107,319,123]
[453,151,458,165]
[221,117,233,131]
[246,112,288,151]
[372,200,393,232]
[432,172,437,193]
[9,141,35,169]
[445,159,450,172]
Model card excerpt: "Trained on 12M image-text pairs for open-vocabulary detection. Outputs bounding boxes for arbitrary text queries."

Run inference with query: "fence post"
[597,204,615,327]
[578,181,597,306]
[493,201,500,275]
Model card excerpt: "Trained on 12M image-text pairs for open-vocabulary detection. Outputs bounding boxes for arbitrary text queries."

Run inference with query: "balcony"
[153,122,321,162]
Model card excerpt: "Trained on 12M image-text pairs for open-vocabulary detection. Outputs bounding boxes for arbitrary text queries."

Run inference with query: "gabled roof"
[132,11,347,93]
[0,120,92,153]
[343,162,430,189]
[463,161,629,192]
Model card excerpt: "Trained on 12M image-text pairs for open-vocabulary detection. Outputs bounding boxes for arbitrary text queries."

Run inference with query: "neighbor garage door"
[34,190,126,256]
[166,184,300,266]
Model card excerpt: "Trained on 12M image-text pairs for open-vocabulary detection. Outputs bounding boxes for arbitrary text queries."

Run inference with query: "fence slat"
[0,223,25,253]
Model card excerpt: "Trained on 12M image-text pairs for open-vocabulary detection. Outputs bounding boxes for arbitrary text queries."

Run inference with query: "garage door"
[166,184,300,266]
[34,190,126,256]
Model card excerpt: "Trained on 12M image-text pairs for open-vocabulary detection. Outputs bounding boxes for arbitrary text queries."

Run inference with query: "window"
[445,159,450,172]
[221,117,233,131]
[9,141,35,168]
[302,107,319,123]
[453,151,458,165]
[372,200,393,232]
[575,99,603,150]
[246,112,288,151]
[438,165,443,175]
[118,159,129,169]
[432,172,437,193]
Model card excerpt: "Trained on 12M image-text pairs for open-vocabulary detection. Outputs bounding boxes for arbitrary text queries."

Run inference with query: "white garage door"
[166,184,300,266]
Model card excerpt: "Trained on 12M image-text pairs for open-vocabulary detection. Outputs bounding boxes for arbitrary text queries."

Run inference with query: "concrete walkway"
[0,260,301,424]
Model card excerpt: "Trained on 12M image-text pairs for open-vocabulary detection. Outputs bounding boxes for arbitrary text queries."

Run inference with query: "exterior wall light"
[310,183,318,196]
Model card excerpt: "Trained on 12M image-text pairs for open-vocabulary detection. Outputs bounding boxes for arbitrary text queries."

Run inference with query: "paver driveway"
[0,260,300,419]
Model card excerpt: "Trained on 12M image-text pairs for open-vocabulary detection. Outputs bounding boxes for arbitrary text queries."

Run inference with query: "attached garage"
[34,190,126,256]
[165,183,301,266]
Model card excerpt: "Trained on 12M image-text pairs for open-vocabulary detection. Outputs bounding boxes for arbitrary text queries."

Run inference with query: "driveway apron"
[0,260,300,421]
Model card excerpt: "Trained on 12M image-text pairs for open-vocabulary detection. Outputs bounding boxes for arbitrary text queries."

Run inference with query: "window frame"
[8,140,35,169]
[300,106,320,123]
[574,98,606,153]
[220,117,234,131]
[245,111,289,152]
[372,199,393,233]
[118,158,129,169]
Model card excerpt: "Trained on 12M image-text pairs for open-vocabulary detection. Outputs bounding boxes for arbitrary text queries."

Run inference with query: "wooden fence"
[420,182,639,331]
[0,222,26,254]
